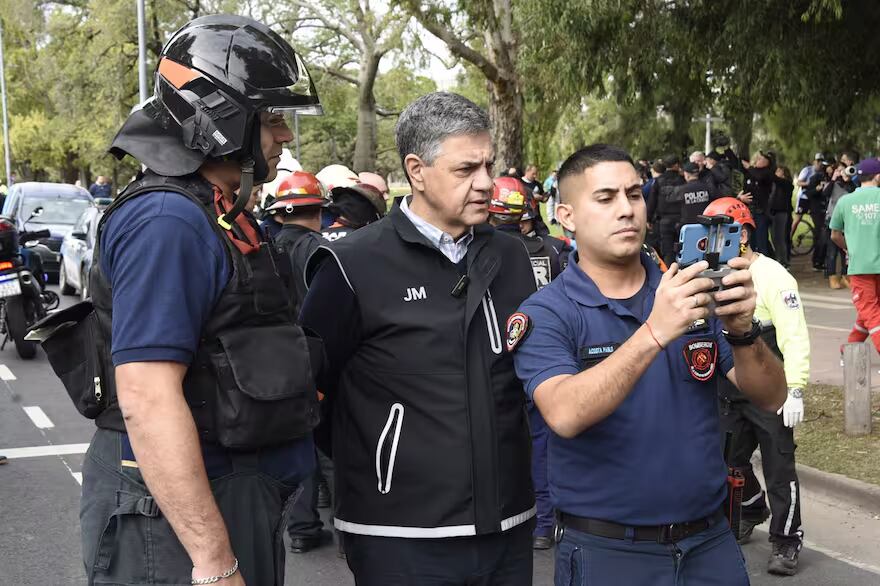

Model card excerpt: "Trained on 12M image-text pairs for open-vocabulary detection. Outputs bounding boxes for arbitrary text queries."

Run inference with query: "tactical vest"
[656,172,685,217]
[678,180,714,225]
[89,172,320,449]
[522,234,564,289]
[321,223,352,242]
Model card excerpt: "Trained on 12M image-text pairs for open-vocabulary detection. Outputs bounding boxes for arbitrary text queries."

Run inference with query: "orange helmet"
[489,177,527,219]
[702,197,755,230]
[268,171,327,212]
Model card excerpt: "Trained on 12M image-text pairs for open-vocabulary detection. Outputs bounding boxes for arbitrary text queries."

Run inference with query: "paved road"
[1,280,879,585]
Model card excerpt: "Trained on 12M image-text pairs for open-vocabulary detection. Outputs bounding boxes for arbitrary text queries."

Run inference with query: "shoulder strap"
[94,172,242,276]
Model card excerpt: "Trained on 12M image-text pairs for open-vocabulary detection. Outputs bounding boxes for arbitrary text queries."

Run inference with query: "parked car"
[2,182,94,282]
[59,206,102,299]
[94,197,113,210]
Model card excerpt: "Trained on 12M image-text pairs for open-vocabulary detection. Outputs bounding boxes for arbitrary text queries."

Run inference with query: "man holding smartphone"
[511,144,787,585]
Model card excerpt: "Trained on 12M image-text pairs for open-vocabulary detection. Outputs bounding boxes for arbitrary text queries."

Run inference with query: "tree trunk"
[670,105,695,157]
[352,52,380,173]
[489,77,523,173]
[730,113,753,159]
[60,152,78,184]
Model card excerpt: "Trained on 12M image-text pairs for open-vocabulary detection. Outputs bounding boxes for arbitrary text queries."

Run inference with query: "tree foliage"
[0,0,411,186]
[274,0,410,172]
[521,0,879,165]
[1,0,876,188]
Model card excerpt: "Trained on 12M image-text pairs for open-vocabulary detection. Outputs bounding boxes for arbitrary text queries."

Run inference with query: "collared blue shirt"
[102,190,314,485]
[513,253,734,525]
[400,196,473,263]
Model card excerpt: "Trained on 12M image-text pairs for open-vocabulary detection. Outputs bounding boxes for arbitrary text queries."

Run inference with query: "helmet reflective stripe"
[157,58,201,89]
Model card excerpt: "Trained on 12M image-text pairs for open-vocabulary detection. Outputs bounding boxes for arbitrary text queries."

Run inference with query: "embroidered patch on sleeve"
[781,290,801,310]
[683,339,718,382]
[506,312,532,353]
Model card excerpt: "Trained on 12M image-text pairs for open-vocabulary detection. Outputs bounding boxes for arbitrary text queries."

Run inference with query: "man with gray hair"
[690,150,716,189]
[300,91,537,584]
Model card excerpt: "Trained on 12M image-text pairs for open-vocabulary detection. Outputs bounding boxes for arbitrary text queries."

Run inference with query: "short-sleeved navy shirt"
[101,190,314,482]
[513,253,734,525]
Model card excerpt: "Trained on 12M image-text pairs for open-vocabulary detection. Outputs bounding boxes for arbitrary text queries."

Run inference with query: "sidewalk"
[789,255,880,389]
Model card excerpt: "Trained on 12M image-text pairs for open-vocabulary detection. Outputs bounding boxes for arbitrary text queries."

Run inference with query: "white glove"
[777,388,804,428]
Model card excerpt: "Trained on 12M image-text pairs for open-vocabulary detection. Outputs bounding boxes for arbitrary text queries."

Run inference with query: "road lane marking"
[799,291,851,302]
[0,364,16,380]
[804,540,880,576]
[803,300,854,310]
[1,443,89,458]
[23,406,54,429]
[71,472,83,485]
[808,324,851,333]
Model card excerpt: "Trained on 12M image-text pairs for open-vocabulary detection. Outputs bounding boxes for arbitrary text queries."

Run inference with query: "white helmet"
[316,164,359,191]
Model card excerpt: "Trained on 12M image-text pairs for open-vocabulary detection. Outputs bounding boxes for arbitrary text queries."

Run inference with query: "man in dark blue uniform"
[487,176,566,550]
[511,144,787,585]
[63,16,323,586]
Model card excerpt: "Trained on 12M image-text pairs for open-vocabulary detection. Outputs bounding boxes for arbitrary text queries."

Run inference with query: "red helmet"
[268,171,327,212]
[702,197,755,230]
[490,177,527,219]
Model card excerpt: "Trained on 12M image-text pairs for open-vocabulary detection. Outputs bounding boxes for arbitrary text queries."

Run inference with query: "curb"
[753,453,880,516]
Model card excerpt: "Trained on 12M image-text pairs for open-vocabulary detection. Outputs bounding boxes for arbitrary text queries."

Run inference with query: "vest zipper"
[375,403,405,494]
[482,291,503,355]
[94,376,103,403]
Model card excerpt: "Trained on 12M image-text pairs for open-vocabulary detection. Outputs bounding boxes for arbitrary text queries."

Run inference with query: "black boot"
[768,540,802,575]
[737,506,770,544]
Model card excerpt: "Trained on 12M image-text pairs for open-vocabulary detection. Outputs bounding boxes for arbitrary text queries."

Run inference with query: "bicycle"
[791,215,816,256]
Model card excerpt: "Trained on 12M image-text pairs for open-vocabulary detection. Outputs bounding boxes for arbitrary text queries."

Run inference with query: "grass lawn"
[795,383,880,485]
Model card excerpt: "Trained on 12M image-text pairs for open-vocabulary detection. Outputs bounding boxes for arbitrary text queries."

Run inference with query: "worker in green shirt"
[830,158,880,353]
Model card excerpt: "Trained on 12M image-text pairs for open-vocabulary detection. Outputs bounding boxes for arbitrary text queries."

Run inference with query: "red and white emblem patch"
[506,312,531,353]
[683,339,717,381]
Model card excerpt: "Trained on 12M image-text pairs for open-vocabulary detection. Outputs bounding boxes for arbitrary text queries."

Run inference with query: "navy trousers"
[554,514,749,586]
[750,212,772,257]
[528,401,553,538]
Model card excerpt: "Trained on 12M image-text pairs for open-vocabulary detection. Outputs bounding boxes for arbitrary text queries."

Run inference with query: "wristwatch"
[789,388,803,399]
[723,318,762,346]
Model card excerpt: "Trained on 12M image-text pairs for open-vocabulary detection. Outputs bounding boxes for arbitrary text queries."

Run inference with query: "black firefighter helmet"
[109,14,322,227]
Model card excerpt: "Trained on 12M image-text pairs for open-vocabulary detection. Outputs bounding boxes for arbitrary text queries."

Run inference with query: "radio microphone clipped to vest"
[451,275,470,298]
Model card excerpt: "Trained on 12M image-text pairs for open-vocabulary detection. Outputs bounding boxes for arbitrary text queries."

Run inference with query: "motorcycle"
[0,207,60,359]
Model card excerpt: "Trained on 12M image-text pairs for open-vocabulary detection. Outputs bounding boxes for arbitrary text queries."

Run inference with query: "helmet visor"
[265,55,323,116]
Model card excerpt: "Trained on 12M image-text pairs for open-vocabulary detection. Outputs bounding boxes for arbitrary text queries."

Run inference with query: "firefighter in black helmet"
[73,15,322,586]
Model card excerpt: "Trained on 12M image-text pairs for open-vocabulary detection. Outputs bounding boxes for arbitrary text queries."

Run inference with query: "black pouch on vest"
[209,324,321,449]
[28,301,108,418]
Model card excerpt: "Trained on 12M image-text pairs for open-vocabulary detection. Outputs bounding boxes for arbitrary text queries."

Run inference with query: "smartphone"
[676,222,742,268]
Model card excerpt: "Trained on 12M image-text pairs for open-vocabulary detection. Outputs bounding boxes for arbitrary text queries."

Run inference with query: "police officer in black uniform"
[61,16,323,585]
[269,171,329,313]
[520,196,570,288]
[646,155,685,266]
[676,161,720,225]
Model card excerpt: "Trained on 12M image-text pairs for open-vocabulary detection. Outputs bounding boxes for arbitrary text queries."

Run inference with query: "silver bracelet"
[191,558,239,585]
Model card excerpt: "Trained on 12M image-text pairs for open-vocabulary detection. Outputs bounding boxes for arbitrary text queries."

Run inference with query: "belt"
[556,508,725,544]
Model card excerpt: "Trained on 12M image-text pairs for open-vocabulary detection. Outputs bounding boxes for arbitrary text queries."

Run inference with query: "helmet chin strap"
[217,158,255,230]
